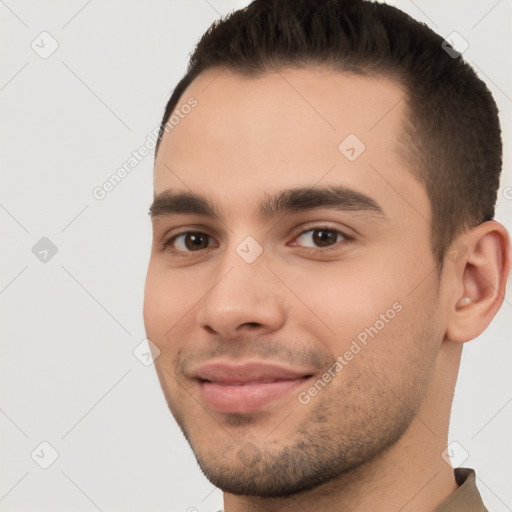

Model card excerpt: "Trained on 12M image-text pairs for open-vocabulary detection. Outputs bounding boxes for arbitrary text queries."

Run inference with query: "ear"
[445,220,511,343]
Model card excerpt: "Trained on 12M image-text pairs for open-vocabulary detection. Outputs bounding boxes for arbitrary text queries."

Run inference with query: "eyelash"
[162,226,353,254]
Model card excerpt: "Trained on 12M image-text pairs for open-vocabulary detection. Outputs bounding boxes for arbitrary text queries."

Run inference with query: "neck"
[223,341,461,512]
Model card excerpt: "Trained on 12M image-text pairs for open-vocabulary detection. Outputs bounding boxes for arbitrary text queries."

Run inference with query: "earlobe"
[445,221,511,344]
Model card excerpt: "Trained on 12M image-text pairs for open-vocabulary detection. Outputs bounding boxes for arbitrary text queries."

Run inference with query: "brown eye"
[184,232,210,250]
[312,229,339,247]
[166,232,215,252]
[294,228,345,248]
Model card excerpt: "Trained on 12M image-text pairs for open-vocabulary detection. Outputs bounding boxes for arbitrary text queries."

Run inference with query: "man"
[143,1,510,510]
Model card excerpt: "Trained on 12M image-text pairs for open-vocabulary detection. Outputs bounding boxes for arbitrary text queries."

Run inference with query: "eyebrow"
[149,186,386,221]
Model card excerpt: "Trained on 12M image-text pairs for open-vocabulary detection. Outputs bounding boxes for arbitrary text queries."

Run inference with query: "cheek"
[143,260,202,337]
[274,250,439,368]
[143,263,168,339]
[274,257,403,343]
[143,265,188,395]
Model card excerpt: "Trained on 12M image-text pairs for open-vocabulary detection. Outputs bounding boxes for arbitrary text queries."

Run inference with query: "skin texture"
[144,67,510,512]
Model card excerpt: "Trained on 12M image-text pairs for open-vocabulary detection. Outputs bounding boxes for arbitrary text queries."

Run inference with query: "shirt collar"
[434,468,488,512]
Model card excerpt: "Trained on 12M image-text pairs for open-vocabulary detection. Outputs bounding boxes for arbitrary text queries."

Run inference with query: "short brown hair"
[155,0,502,266]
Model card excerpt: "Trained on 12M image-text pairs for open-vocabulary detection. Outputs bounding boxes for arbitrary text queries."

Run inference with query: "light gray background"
[1,1,511,511]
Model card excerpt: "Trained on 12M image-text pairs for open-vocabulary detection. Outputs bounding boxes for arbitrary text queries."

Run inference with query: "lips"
[195,361,312,384]
[193,361,314,414]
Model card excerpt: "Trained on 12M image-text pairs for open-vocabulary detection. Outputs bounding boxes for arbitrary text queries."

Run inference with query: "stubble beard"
[172,365,428,499]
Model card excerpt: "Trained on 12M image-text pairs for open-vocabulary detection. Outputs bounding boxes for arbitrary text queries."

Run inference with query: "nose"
[196,256,286,339]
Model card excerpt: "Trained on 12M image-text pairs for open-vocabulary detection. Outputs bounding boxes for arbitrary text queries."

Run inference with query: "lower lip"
[198,377,311,414]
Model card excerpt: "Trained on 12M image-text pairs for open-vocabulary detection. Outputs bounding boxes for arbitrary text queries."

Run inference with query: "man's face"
[144,67,447,497]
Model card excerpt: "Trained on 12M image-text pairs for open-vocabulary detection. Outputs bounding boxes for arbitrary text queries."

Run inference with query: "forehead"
[154,66,429,226]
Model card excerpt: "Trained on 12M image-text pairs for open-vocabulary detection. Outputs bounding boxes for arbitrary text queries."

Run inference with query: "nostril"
[243,322,262,328]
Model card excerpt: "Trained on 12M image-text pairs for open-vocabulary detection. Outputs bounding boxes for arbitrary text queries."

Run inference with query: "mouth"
[198,376,313,414]
[193,361,315,414]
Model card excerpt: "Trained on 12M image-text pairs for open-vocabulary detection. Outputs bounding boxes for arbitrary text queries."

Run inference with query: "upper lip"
[193,361,314,385]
